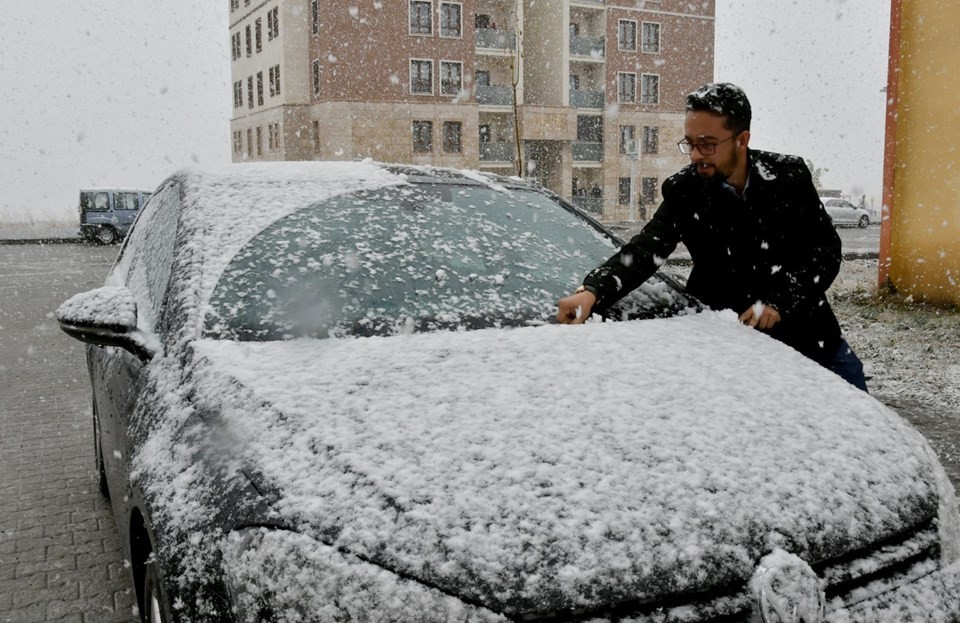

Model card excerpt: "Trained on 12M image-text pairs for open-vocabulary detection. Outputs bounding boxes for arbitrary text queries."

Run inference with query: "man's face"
[683,111,749,181]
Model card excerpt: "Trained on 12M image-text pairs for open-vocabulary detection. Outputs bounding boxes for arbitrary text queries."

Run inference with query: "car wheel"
[858,215,869,228]
[143,560,169,623]
[95,227,117,245]
[92,403,110,499]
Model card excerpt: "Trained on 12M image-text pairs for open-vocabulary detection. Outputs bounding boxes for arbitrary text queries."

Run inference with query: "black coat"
[584,149,843,365]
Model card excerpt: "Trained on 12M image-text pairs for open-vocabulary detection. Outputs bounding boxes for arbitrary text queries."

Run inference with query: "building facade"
[229,0,715,221]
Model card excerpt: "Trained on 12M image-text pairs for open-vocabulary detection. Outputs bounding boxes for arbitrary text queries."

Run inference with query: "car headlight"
[221,528,508,623]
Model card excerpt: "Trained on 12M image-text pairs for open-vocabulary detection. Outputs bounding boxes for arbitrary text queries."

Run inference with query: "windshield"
[204,182,682,340]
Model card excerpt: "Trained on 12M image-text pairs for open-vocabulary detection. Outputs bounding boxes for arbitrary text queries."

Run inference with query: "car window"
[80,191,110,211]
[113,183,182,330]
[204,183,680,340]
[116,192,139,211]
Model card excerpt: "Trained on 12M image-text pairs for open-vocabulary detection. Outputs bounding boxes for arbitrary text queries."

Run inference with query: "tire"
[143,560,169,623]
[95,226,117,245]
[92,404,110,499]
[858,215,869,228]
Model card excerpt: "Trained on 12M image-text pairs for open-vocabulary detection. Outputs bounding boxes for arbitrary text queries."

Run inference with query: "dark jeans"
[828,338,868,392]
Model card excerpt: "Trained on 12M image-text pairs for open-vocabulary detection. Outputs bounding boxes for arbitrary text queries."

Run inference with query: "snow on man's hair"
[686,82,752,134]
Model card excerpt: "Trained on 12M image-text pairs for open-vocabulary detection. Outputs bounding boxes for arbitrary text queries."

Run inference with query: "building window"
[272,122,281,150]
[618,178,632,206]
[442,121,462,152]
[475,70,490,87]
[233,81,243,108]
[619,125,636,154]
[618,20,637,51]
[255,17,262,52]
[231,0,239,10]
[642,177,659,204]
[440,2,462,38]
[576,115,603,142]
[618,72,636,103]
[247,76,254,109]
[256,71,264,105]
[641,74,660,104]
[273,64,281,95]
[410,1,432,35]
[642,22,661,53]
[247,128,253,158]
[479,124,491,142]
[312,120,320,154]
[642,126,659,154]
[268,124,274,151]
[311,0,320,34]
[256,126,263,156]
[233,130,242,155]
[245,25,252,56]
[410,59,433,94]
[312,60,321,95]
[267,7,279,40]
[440,61,462,96]
[231,32,241,60]
[413,120,433,153]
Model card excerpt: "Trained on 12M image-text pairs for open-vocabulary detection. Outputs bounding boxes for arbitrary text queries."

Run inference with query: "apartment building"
[229,0,714,221]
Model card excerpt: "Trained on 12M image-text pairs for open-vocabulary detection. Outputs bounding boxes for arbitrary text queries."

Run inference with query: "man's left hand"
[739,302,781,330]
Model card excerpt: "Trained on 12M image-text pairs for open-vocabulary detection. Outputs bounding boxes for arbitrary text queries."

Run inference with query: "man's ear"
[738,130,751,149]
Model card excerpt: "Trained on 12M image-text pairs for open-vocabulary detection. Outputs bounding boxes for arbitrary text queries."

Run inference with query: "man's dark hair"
[686,82,752,134]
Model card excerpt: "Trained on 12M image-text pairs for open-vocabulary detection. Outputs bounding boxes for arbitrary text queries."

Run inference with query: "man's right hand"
[556,290,597,324]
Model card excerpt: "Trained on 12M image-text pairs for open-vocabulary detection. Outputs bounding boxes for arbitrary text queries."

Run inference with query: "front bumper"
[825,557,960,622]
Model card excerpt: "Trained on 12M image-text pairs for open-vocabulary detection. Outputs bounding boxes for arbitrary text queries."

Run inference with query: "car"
[819,196,871,229]
[79,187,154,244]
[57,162,960,623]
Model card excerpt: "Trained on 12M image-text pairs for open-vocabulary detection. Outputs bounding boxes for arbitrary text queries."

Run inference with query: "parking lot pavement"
[0,244,137,623]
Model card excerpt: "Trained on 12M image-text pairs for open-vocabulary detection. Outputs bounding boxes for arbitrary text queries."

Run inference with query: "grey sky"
[1,1,890,222]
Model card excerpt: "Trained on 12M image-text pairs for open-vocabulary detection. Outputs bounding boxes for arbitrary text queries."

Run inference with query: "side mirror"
[56,286,160,361]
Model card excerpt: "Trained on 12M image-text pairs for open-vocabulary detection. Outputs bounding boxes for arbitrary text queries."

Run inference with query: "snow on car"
[56,162,960,622]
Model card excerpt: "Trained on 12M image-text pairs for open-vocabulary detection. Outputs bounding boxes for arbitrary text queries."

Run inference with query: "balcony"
[480,142,515,162]
[476,85,513,106]
[570,89,604,109]
[573,141,603,162]
[570,35,605,58]
[476,28,517,51]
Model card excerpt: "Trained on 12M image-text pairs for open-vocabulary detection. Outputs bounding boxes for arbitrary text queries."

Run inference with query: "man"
[556,82,867,391]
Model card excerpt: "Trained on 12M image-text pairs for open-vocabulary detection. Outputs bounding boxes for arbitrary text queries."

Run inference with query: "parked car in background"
[78,187,153,244]
[820,196,871,228]
[57,162,960,623]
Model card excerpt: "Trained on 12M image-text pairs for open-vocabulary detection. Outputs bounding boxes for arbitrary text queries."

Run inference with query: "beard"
[694,150,740,182]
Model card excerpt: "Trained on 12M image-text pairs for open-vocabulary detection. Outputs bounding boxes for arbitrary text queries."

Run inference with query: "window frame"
[641,21,661,54]
[409,0,433,36]
[312,60,321,96]
[617,72,636,103]
[442,120,463,153]
[257,71,264,106]
[619,125,636,155]
[247,76,254,109]
[439,60,463,96]
[410,58,435,95]
[412,120,434,153]
[642,126,659,154]
[640,73,660,105]
[439,2,463,38]
[255,17,262,52]
[245,24,252,57]
[617,19,637,52]
[311,0,320,35]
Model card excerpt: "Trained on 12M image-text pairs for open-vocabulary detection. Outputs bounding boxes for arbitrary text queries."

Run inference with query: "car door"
[92,182,182,508]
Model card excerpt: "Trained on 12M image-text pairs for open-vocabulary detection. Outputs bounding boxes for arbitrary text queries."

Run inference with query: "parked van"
[78,188,153,244]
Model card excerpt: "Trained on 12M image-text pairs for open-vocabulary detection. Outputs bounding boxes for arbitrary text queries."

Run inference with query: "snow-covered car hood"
[189,311,940,613]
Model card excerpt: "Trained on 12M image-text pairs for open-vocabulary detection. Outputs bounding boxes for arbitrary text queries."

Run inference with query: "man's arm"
[557,184,683,324]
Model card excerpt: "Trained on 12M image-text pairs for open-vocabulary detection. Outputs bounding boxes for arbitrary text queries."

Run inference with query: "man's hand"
[557,290,597,324]
[739,301,781,330]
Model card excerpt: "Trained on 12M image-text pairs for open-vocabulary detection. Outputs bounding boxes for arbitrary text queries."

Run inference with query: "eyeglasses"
[677,135,737,155]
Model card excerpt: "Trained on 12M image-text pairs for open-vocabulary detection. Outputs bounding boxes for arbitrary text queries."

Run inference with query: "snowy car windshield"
[204,182,664,340]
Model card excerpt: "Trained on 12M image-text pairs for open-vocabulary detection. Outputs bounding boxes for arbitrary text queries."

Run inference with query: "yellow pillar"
[881,0,960,305]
